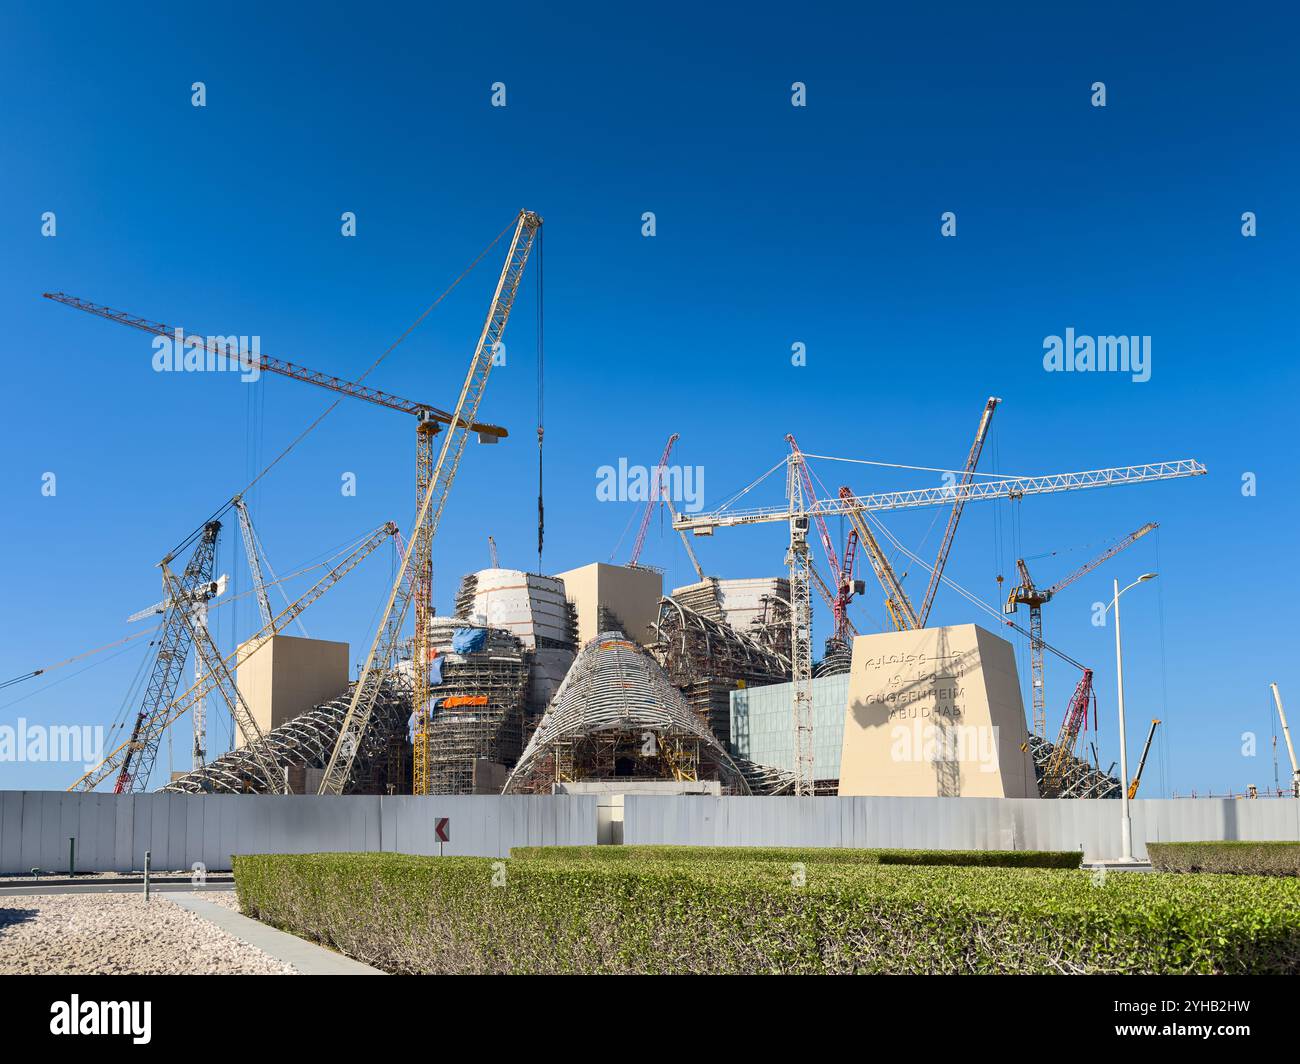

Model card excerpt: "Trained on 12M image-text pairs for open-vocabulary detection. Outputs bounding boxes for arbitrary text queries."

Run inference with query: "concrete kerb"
[168,893,385,975]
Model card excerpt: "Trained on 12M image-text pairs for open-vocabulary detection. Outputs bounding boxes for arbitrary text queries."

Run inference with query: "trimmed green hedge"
[1148,841,1300,877]
[509,844,1082,869]
[232,852,1300,974]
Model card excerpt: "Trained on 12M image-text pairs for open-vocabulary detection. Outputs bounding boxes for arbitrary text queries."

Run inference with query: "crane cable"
[0,630,156,692]
[536,223,545,572]
[0,527,377,696]
[165,216,519,560]
[865,510,1087,671]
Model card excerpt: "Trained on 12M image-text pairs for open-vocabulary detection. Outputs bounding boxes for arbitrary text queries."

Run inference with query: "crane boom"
[1270,683,1300,797]
[1127,718,1161,800]
[628,433,679,567]
[42,291,508,440]
[234,498,274,629]
[1005,520,1159,737]
[1041,668,1096,796]
[113,521,222,793]
[164,561,283,793]
[675,460,1205,532]
[787,435,855,638]
[1045,522,1159,597]
[70,520,398,791]
[838,487,921,630]
[917,397,999,625]
[662,494,706,582]
[319,210,542,796]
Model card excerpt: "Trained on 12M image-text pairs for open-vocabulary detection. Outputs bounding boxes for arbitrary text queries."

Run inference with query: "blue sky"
[1,2,1296,794]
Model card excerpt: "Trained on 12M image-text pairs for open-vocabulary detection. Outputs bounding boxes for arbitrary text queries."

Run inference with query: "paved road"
[0,882,236,897]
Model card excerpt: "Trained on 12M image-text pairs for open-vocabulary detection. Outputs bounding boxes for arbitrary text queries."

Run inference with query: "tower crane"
[675,457,1204,796]
[320,210,542,796]
[111,521,222,794]
[70,519,399,791]
[787,435,860,646]
[1004,521,1157,737]
[41,286,506,775]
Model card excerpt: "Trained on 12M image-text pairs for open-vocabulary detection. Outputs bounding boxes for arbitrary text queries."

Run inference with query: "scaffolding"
[649,597,790,745]
[161,681,409,795]
[1026,734,1121,798]
[414,618,532,794]
[504,631,751,795]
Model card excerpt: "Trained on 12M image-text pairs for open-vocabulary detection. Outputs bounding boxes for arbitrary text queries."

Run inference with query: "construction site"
[15,210,1296,813]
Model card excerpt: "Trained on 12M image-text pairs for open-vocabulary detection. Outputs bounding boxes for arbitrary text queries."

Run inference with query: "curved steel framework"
[162,682,409,795]
[650,597,789,744]
[504,632,751,795]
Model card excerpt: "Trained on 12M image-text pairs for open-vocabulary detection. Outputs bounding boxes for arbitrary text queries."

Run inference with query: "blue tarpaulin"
[451,628,487,654]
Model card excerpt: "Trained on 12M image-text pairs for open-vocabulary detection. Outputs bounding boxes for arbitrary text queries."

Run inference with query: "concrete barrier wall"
[0,792,598,873]
[622,796,1300,862]
[8,792,1294,871]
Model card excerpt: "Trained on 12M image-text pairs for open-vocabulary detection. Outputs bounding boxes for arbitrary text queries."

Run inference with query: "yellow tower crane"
[321,210,542,795]
[1004,521,1157,737]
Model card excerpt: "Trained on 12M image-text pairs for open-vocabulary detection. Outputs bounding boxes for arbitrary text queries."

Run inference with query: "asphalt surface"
[0,881,236,897]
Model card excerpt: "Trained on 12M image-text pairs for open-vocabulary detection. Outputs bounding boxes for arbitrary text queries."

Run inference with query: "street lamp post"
[1108,572,1157,863]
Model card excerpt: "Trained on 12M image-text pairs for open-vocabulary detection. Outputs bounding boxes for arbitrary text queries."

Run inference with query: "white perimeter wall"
[7,792,1297,871]
[0,792,597,874]
[622,795,1300,862]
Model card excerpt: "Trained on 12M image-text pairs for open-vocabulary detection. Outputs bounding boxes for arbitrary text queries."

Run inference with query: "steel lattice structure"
[162,682,409,795]
[504,632,751,795]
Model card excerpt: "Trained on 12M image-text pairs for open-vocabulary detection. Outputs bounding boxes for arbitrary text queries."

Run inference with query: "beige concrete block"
[553,562,662,647]
[233,635,349,747]
[838,624,1038,798]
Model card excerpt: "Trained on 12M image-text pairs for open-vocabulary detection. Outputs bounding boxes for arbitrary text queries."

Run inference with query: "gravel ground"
[0,893,296,974]
[202,892,241,911]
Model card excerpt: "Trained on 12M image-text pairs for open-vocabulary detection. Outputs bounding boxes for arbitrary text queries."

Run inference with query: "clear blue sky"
[2,2,1296,794]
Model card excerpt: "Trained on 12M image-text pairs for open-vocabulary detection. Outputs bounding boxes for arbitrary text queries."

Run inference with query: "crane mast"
[163,560,284,793]
[70,520,398,792]
[114,521,222,793]
[1005,521,1158,736]
[787,435,856,643]
[785,454,816,795]
[320,210,542,796]
[676,451,1201,798]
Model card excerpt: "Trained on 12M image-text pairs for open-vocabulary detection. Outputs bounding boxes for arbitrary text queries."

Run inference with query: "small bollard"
[143,850,151,903]
[68,837,75,878]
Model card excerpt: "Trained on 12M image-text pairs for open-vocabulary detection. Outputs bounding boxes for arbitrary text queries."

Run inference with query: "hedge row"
[509,844,1083,868]
[232,852,1300,974]
[1148,841,1300,876]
